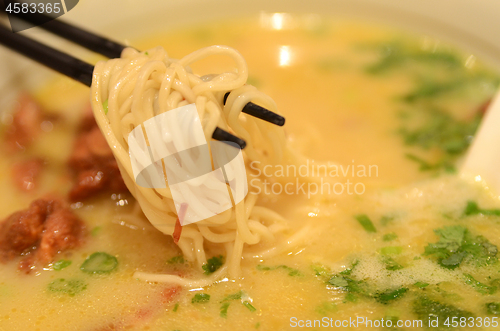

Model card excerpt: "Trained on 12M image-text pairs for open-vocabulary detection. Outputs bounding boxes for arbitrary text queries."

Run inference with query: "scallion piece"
[355,214,377,233]
[48,278,86,296]
[192,293,210,303]
[103,99,108,114]
[243,301,257,312]
[80,252,118,274]
[53,259,72,271]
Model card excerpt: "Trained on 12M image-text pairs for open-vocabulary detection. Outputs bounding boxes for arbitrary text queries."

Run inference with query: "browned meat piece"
[4,93,43,153]
[11,158,44,192]
[68,127,113,171]
[68,109,128,201]
[78,105,99,132]
[0,197,86,272]
[0,199,49,260]
[37,207,85,264]
[72,169,106,197]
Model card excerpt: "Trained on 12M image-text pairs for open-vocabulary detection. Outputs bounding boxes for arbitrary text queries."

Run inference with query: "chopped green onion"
[167,256,185,264]
[256,264,301,276]
[103,99,108,115]
[328,276,349,287]
[222,291,243,302]
[380,246,403,255]
[383,257,404,271]
[48,278,86,296]
[376,287,409,304]
[339,260,359,276]
[414,282,429,288]
[192,293,210,303]
[220,302,230,318]
[464,274,497,295]
[202,255,224,275]
[413,296,473,327]
[355,214,377,233]
[464,201,500,216]
[80,252,118,274]
[486,302,500,315]
[53,259,72,271]
[243,301,256,312]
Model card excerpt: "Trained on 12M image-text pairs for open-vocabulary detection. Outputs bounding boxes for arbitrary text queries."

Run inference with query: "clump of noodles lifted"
[91,45,300,287]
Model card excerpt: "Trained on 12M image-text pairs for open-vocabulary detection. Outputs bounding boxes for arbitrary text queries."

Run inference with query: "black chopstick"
[0,24,246,149]
[223,92,285,126]
[0,24,93,86]
[9,7,285,127]
[8,3,126,59]
[212,128,246,149]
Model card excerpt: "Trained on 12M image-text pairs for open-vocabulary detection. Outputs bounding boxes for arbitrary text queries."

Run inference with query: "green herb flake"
[414,282,430,288]
[327,275,365,295]
[191,293,210,304]
[256,265,302,276]
[383,257,404,271]
[220,302,230,318]
[413,296,473,329]
[312,264,330,279]
[167,256,185,264]
[464,201,500,217]
[380,246,403,255]
[383,233,398,242]
[48,278,86,296]
[202,255,224,275]
[345,292,358,303]
[103,99,108,115]
[172,303,179,312]
[256,265,271,271]
[486,302,500,315]
[222,291,243,302]
[243,301,256,312]
[400,109,480,173]
[80,252,118,274]
[441,251,467,268]
[402,80,462,103]
[53,259,72,271]
[365,42,462,75]
[423,225,498,269]
[376,287,409,304]
[328,276,349,287]
[339,260,359,276]
[464,274,497,295]
[405,153,456,173]
[355,214,377,233]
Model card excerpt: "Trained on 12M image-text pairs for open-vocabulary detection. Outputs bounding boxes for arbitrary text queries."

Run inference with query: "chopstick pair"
[0,9,286,149]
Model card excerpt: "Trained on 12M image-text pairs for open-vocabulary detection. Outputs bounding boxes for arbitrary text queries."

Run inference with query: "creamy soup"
[1,16,500,331]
